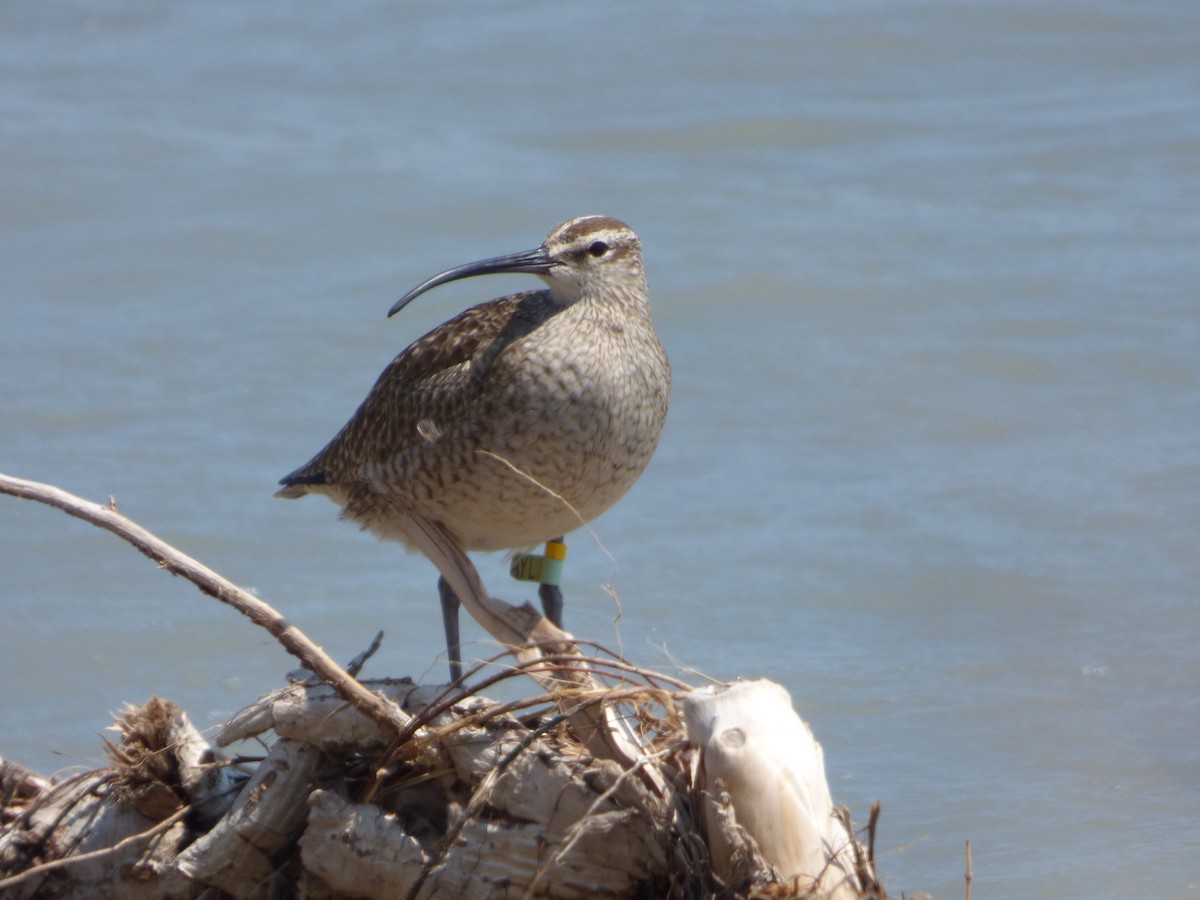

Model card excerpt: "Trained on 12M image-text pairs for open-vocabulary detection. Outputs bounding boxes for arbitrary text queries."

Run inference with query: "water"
[2,1,1198,895]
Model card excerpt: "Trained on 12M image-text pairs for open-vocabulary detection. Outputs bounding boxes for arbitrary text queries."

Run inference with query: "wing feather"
[278,290,555,491]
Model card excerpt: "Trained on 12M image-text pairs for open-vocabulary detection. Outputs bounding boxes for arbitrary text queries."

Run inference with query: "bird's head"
[388,215,645,317]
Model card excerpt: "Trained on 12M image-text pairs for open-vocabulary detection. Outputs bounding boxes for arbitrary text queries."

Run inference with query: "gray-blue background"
[3,2,1197,895]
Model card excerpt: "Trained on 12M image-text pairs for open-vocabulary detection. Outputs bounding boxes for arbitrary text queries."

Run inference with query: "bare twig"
[0,473,413,741]
[827,800,885,897]
[867,801,881,866]
[345,630,384,677]
[965,839,973,900]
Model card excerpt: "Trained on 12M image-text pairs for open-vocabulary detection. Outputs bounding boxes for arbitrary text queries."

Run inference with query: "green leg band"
[510,540,568,587]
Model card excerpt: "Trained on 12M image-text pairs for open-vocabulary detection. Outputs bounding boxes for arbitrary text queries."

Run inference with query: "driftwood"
[0,473,886,898]
[684,681,877,899]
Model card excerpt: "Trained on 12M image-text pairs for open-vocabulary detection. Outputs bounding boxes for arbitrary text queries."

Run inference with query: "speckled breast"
[378,307,669,552]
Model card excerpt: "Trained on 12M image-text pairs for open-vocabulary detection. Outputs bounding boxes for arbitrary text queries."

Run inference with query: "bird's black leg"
[539,583,564,628]
[437,575,463,683]
[538,536,566,627]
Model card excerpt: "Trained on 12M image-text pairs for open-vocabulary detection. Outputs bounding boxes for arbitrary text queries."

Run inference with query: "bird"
[276,215,671,681]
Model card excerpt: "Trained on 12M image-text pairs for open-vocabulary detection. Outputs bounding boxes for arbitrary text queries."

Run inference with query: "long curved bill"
[388,247,557,318]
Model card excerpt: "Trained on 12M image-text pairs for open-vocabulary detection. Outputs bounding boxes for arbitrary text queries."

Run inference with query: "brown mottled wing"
[278,290,554,489]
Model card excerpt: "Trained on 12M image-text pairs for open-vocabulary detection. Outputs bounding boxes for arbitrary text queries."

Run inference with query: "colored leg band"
[510,540,568,587]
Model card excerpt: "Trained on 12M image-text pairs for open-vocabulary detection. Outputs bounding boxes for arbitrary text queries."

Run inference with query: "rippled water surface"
[2,2,1198,896]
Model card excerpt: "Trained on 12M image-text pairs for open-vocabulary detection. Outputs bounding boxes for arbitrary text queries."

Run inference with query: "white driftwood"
[683,680,871,899]
[301,790,429,896]
[0,698,234,899]
[295,689,667,899]
[301,787,663,899]
[440,808,660,899]
[174,738,321,896]
[218,678,424,751]
[1,475,886,897]
[2,676,883,899]
[0,774,189,900]
[442,722,643,833]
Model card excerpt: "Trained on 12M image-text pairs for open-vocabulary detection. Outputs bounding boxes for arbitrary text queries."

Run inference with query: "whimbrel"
[277,216,671,680]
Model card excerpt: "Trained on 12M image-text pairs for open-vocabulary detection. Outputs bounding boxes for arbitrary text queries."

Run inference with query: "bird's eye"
[588,241,610,258]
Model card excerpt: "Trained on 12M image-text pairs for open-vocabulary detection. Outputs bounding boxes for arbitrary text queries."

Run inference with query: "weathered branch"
[0,806,189,894]
[0,472,413,740]
[683,680,876,899]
